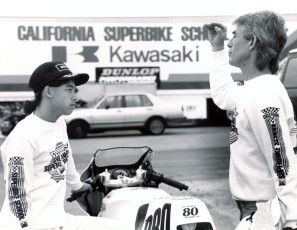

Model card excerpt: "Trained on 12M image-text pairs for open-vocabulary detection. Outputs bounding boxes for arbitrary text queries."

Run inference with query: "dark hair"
[233,11,287,74]
[24,80,68,114]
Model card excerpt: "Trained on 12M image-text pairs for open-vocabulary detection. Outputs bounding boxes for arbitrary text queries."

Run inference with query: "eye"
[65,84,77,93]
[232,32,237,39]
[66,87,75,93]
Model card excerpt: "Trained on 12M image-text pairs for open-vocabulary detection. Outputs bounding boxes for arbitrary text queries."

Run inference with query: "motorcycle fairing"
[99,188,216,230]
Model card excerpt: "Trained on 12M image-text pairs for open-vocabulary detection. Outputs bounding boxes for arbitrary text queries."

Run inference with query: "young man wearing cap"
[0,61,131,230]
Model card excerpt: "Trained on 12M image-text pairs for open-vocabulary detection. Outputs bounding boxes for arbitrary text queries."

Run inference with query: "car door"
[123,94,154,127]
[92,95,125,128]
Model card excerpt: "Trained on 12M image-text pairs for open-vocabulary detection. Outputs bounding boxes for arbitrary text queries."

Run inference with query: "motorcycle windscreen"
[94,146,154,168]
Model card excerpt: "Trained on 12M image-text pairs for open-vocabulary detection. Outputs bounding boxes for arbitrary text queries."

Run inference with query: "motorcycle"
[67,146,216,230]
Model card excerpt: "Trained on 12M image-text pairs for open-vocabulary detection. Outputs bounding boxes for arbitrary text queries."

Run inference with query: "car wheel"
[68,120,89,138]
[146,118,165,135]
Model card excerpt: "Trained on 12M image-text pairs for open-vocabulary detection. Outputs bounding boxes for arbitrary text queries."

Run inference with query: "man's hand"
[66,182,92,202]
[71,182,92,193]
[72,182,92,194]
[204,23,227,52]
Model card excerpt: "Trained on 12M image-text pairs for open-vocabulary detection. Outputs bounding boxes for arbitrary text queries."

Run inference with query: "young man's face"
[227,25,251,68]
[50,80,78,116]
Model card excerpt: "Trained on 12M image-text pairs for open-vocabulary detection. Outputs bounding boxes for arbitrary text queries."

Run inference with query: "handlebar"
[67,169,188,202]
[147,170,188,191]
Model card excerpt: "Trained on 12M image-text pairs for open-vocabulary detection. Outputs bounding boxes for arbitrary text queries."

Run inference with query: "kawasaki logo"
[52,46,99,62]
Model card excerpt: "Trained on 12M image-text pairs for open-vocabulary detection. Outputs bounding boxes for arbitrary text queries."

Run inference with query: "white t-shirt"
[0,113,83,229]
[210,50,297,225]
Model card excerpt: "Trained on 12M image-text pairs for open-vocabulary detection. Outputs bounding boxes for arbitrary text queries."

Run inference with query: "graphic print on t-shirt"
[44,142,69,183]
[262,107,289,186]
[8,156,28,228]
[230,109,239,145]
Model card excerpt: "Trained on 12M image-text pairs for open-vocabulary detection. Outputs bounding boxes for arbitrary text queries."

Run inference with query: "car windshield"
[85,96,104,108]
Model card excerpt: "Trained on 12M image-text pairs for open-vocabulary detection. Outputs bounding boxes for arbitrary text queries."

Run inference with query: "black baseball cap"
[29,61,89,93]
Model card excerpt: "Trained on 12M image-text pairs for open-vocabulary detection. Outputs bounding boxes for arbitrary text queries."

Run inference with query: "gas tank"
[99,187,216,230]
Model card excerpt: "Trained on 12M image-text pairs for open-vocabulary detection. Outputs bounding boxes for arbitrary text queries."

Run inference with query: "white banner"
[0,17,296,82]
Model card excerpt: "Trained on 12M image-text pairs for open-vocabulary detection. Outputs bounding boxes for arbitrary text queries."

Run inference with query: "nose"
[72,92,78,101]
[227,38,233,48]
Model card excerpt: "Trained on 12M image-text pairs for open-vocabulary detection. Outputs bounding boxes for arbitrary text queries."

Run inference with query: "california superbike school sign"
[0,17,296,82]
[0,18,215,82]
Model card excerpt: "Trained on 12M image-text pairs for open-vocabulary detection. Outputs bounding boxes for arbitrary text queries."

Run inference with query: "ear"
[44,86,53,98]
[249,36,257,50]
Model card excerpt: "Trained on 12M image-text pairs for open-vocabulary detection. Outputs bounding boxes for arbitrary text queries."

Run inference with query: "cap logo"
[62,74,75,78]
[55,63,70,72]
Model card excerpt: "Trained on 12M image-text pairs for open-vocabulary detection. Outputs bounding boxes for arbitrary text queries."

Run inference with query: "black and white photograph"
[0,0,297,229]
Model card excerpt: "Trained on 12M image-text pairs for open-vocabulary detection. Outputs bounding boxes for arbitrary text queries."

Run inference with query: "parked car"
[64,92,186,138]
